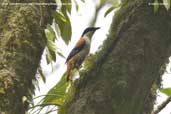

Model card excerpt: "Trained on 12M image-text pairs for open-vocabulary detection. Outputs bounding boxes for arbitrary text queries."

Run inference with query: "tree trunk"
[61,0,171,114]
[0,0,55,114]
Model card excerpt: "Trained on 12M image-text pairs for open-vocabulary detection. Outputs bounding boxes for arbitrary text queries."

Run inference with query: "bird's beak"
[95,27,100,30]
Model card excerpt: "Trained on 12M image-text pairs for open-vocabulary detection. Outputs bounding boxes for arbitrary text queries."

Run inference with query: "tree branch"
[152,96,171,114]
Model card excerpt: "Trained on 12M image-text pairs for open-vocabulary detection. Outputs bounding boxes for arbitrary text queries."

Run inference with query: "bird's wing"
[65,37,86,63]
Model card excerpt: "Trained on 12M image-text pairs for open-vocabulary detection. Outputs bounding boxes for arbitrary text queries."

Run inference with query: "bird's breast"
[78,42,90,57]
[75,39,90,62]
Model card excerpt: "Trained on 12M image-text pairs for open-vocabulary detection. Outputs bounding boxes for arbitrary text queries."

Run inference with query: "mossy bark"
[0,0,55,114]
[61,0,171,114]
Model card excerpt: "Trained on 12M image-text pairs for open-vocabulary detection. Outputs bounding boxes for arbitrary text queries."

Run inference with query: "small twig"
[152,96,171,114]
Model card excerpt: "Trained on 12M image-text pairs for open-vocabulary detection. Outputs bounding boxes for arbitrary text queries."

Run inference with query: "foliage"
[38,66,46,83]
[163,0,171,10]
[28,0,74,113]
[153,0,159,13]
[153,0,171,13]
[56,0,72,44]
[104,0,120,17]
[45,24,57,65]
[28,73,71,114]
[38,0,72,84]
[160,87,171,96]
[42,72,69,106]
[52,11,72,44]
[45,0,72,65]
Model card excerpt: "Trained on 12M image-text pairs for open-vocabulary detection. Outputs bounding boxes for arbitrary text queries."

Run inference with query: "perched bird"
[65,27,100,81]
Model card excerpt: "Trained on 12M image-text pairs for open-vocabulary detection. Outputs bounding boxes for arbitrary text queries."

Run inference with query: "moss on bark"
[0,0,55,113]
[61,0,171,114]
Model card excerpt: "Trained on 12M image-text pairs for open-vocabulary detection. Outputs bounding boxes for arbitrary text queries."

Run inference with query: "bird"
[65,27,100,81]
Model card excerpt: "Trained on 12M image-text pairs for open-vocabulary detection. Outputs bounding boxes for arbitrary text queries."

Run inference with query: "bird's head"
[81,27,100,37]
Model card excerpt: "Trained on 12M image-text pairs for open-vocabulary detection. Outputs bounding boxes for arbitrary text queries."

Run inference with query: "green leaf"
[52,10,72,44]
[104,0,121,17]
[55,23,61,36]
[47,39,57,52]
[160,87,171,96]
[163,0,171,10]
[75,0,79,11]
[38,67,46,83]
[113,0,120,6]
[62,0,72,14]
[45,30,57,64]
[154,0,159,13]
[47,24,56,41]
[100,0,106,5]
[56,0,61,5]
[46,48,56,64]
[54,16,72,44]
[104,6,115,17]
[45,28,55,42]
[51,11,67,23]
[42,72,69,106]
[80,0,85,3]
[167,0,171,10]
[46,49,51,64]
[57,51,65,58]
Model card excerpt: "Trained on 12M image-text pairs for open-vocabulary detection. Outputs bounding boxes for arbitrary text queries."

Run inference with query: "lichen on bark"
[0,0,55,113]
